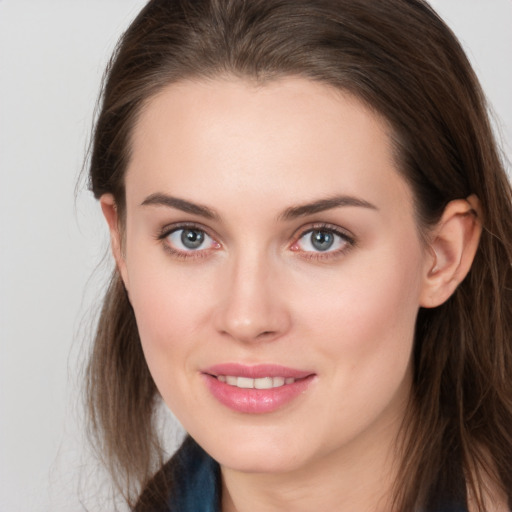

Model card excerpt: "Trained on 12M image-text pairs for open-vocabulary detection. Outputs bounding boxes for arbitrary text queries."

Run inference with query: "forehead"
[125,77,413,219]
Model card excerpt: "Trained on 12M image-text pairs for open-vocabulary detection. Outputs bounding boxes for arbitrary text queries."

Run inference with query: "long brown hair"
[86,0,512,509]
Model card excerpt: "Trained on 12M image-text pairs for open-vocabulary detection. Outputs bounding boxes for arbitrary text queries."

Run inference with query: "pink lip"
[202,363,316,414]
[205,363,313,379]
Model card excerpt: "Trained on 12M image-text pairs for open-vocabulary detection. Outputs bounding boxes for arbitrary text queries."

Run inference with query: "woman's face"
[112,77,433,474]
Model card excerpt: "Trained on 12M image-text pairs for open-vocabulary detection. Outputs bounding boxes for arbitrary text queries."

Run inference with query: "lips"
[202,363,315,414]
[205,363,312,379]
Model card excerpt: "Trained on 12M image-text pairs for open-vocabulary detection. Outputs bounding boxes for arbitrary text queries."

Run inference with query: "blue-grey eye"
[181,229,205,249]
[295,228,348,253]
[166,228,214,251]
[310,230,334,251]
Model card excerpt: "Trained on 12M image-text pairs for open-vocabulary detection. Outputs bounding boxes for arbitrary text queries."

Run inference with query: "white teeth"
[273,377,285,387]
[254,377,273,389]
[217,375,295,389]
[237,377,254,389]
[226,375,238,386]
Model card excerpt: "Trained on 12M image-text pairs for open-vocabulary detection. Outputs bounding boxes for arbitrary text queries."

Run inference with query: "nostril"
[257,330,276,338]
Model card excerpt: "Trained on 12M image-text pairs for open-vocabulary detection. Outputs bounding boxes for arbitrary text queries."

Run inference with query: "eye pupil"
[311,230,334,251]
[181,229,205,249]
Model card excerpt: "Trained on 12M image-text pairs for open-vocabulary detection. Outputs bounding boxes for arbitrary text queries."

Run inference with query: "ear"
[100,194,129,289]
[419,195,482,308]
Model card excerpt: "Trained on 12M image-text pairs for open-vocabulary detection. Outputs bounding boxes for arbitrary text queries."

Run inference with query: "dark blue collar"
[167,436,221,512]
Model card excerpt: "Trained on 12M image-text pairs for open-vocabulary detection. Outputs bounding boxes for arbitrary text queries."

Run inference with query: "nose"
[213,251,292,344]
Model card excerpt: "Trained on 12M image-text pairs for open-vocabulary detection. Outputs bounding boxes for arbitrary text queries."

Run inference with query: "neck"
[220,415,403,512]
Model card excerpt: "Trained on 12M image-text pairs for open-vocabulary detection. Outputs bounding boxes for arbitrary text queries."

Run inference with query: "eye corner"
[289,241,301,252]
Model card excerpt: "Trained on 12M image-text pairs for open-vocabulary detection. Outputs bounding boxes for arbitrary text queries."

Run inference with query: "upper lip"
[203,363,314,379]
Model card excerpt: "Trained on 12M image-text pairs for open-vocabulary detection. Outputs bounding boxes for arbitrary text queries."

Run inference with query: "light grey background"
[0,1,510,511]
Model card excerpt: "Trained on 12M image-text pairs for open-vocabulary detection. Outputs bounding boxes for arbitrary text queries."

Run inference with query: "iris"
[181,229,205,249]
[310,230,334,251]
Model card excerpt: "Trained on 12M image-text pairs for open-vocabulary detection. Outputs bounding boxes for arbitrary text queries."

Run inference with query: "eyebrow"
[279,195,378,220]
[140,192,377,221]
[141,193,219,220]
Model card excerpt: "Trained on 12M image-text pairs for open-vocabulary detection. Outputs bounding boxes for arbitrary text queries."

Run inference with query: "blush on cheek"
[325,257,421,366]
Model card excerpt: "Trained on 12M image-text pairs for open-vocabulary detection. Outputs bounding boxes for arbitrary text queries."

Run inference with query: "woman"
[86,0,512,510]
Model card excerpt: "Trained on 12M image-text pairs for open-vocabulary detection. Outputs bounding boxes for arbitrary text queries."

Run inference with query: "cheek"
[301,242,424,393]
[129,267,210,353]
[122,241,216,391]
[127,265,214,420]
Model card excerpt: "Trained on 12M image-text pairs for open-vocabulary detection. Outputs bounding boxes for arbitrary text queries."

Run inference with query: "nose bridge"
[214,243,290,343]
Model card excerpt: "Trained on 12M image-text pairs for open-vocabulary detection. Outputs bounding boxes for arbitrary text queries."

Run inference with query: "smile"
[203,364,316,413]
[217,375,296,389]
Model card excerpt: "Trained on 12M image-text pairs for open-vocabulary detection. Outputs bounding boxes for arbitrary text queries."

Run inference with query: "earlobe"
[100,194,129,289]
[420,195,482,308]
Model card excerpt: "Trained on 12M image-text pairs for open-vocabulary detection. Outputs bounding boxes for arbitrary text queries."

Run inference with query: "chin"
[196,427,308,474]
[217,449,304,474]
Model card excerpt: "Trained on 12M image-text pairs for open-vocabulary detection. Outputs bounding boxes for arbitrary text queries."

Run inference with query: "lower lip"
[203,374,315,414]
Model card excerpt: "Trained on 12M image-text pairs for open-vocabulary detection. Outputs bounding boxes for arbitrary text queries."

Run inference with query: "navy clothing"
[166,437,221,512]
[136,436,468,512]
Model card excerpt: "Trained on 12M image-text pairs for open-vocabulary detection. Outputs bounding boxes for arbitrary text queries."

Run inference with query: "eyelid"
[291,222,355,244]
[156,222,221,258]
[157,220,217,239]
[290,222,356,258]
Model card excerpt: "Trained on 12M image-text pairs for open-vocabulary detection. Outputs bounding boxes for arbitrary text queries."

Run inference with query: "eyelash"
[157,222,219,260]
[156,222,356,261]
[290,223,356,261]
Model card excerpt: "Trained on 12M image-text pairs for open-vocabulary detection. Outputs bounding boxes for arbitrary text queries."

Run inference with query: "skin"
[102,77,482,511]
